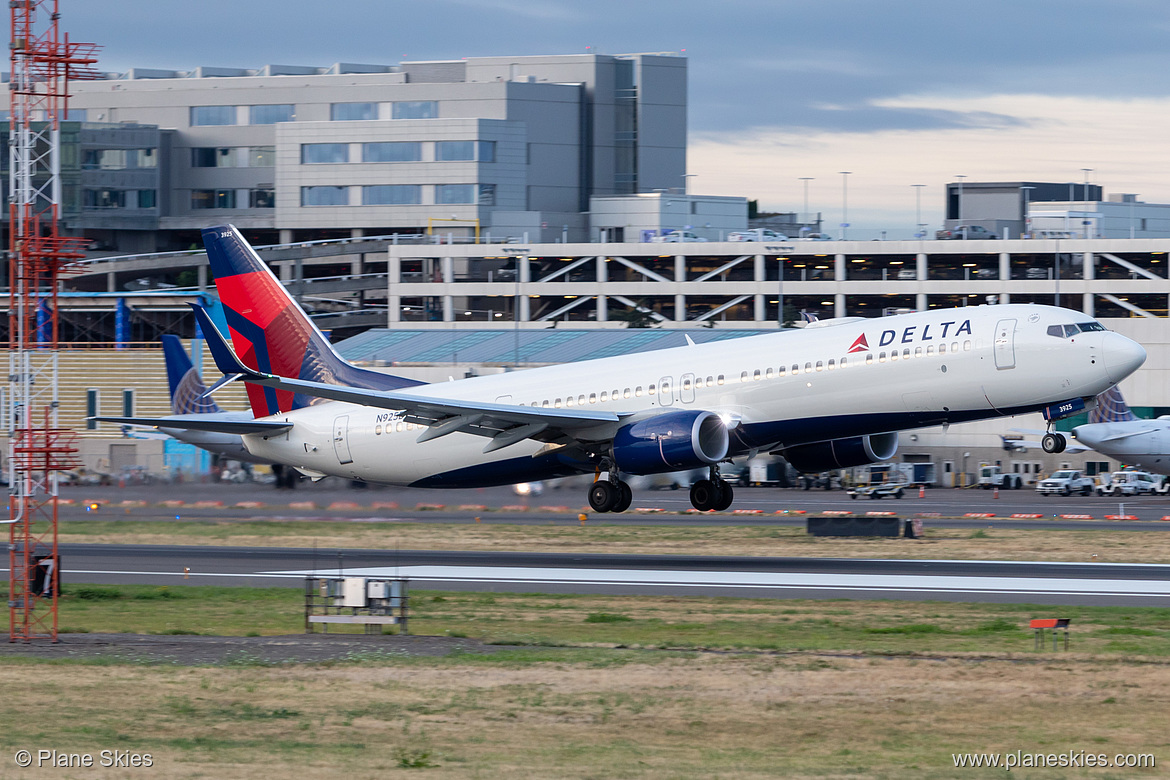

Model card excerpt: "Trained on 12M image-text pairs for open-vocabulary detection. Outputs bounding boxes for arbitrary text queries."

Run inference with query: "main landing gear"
[1042,431,1068,454]
[588,464,633,513]
[689,465,734,512]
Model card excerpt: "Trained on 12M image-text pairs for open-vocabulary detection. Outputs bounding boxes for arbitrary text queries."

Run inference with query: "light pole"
[799,177,813,228]
[911,184,926,238]
[1081,168,1093,238]
[838,171,851,240]
[1019,186,1035,239]
[955,174,966,237]
[682,173,696,195]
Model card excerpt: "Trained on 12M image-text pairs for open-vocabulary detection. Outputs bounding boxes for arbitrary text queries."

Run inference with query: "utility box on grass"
[305,577,409,634]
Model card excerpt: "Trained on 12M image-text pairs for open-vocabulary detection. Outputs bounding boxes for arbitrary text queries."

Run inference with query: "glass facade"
[190,105,236,126]
[301,186,349,206]
[362,184,421,205]
[436,141,475,161]
[436,184,475,204]
[249,104,295,124]
[301,143,349,164]
[331,102,377,120]
[392,101,438,119]
[362,142,421,162]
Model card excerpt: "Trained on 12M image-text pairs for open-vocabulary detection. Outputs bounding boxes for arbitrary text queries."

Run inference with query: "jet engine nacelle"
[612,410,729,475]
[781,432,899,472]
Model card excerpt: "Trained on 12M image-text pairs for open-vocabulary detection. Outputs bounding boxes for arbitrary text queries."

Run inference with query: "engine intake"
[612,410,729,475]
[781,432,899,472]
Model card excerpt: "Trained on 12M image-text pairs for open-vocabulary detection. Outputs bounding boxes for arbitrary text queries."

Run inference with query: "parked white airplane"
[168,225,1146,513]
[1069,386,1170,474]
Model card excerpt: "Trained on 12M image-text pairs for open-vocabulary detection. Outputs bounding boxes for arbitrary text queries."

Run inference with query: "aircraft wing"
[191,304,627,452]
[90,415,293,435]
[1093,427,1161,442]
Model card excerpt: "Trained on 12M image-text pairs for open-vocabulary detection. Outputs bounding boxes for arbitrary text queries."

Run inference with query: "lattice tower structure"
[7,0,98,643]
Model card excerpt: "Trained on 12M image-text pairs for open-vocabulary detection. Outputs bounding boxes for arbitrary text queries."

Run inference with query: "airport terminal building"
[66,53,687,252]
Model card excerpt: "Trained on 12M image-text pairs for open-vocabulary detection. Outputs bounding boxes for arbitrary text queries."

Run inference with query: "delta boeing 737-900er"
[102,225,1148,514]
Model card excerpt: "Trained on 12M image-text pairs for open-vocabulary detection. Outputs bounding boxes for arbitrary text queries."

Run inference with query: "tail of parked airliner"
[162,334,223,415]
[1088,385,1139,424]
[200,224,423,417]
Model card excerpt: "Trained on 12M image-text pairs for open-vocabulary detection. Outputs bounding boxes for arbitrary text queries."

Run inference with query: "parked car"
[793,232,833,241]
[1025,267,1049,279]
[1036,469,1095,496]
[896,268,917,280]
[728,229,789,242]
[649,230,707,243]
[936,225,998,240]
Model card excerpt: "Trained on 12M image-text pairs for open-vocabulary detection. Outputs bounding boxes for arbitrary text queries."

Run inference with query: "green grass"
[7,583,1170,659]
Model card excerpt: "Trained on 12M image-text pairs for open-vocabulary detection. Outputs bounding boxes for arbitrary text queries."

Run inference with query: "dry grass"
[58,518,1170,563]
[0,653,1167,778]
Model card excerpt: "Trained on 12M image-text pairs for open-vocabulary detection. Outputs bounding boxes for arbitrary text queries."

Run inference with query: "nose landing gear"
[689,465,735,512]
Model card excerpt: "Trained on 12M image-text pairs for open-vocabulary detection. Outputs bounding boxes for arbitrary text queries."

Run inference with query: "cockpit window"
[1048,322,1104,338]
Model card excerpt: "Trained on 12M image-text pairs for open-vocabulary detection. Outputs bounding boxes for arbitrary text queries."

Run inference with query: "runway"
[42,543,1170,606]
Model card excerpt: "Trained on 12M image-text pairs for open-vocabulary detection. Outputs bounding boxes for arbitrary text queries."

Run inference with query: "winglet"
[189,303,261,380]
[684,334,696,347]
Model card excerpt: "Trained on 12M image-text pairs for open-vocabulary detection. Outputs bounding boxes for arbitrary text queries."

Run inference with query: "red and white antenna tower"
[7,0,98,642]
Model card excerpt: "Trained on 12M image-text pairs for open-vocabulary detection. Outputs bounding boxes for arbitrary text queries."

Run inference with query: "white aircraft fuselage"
[238,304,1144,488]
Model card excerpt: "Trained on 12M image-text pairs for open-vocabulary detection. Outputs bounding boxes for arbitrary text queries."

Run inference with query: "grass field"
[2,586,1169,778]
[56,517,1170,563]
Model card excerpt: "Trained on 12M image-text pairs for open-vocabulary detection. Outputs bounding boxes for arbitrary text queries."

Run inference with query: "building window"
[134,148,157,168]
[83,149,154,170]
[436,184,475,204]
[250,189,275,208]
[301,186,349,206]
[478,184,496,206]
[362,142,421,162]
[191,147,235,168]
[137,190,156,209]
[301,143,349,164]
[249,104,295,124]
[362,185,421,205]
[249,146,275,167]
[190,105,236,126]
[191,189,236,209]
[83,189,125,209]
[392,101,437,119]
[122,389,134,418]
[478,141,496,162]
[331,102,378,121]
[436,141,475,161]
[86,389,98,430]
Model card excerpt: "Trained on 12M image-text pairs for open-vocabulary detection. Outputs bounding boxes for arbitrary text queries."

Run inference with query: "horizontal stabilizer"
[90,416,292,435]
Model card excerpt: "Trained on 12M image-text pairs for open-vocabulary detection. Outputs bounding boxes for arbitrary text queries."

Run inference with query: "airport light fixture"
[911,184,926,237]
[838,172,852,240]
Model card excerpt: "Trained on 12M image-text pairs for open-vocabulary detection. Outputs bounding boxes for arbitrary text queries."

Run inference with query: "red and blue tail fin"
[161,334,223,415]
[201,224,422,417]
[1088,385,1139,424]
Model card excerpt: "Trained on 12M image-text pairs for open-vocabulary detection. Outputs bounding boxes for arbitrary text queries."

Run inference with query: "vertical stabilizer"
[161,334,223,415]
[1088,385,1139,423]
[200,224,422,417]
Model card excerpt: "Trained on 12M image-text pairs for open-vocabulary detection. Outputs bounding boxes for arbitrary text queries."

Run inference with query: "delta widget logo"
[847,334,869,353]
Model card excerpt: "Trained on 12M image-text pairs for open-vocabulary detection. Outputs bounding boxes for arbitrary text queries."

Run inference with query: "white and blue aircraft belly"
[181,225,1146,514]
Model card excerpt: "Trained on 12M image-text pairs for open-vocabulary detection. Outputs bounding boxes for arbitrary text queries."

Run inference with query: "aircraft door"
[658,376,674,406]
[679,373,696,404]
[993,319,1017,370]
[333,415,353,465]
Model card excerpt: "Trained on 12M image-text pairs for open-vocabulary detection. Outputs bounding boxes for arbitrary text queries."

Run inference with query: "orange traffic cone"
[993,487,1000,499]
[918,485,925,498]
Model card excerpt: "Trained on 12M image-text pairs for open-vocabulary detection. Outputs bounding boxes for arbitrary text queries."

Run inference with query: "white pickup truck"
[1035,469,1096,496]
[1096,470,1168,497]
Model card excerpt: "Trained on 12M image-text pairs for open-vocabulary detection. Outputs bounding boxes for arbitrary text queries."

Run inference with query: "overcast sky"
[69,0,1170,238]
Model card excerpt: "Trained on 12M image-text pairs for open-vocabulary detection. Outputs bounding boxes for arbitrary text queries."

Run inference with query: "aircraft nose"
[1071,425,1099,447]
[1102,332,1146,384]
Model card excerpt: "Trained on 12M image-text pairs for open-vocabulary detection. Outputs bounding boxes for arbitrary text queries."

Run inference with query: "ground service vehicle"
[1095,470,1166,497]
[1036,469,1095,496]
[729,229,789,242]
[977,464,1023,489]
